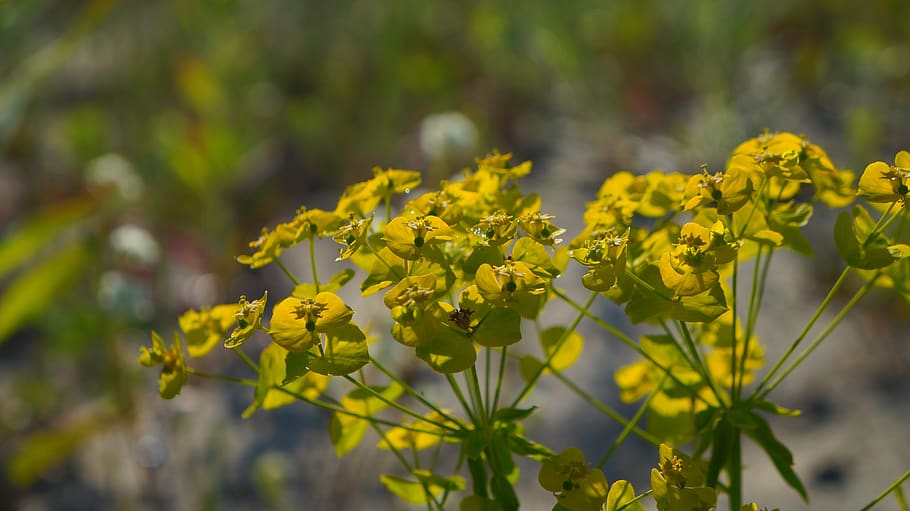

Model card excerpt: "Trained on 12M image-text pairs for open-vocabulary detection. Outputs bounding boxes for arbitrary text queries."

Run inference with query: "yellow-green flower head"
[139,331,187,399]
[858,150,910,205]
[472,210,518,246]
[332,213,373,260]
[740,504,780,511]
[476,151,532,181]
[383,274,437,324]
[237,227,284,269]
[405,188,464,226]
[269,292,354,351]
[571,228,629,291]
[538,448,609,511]
[335,167,421,216]
[651,444,715,511]
[519,211,566,245]
[179,303,239,357]
[383,215,454,260]
[683,165,754,214]
[475,260,546,304]
[659,223,722,296]
[278,206,344,244]
[224,291,268,348]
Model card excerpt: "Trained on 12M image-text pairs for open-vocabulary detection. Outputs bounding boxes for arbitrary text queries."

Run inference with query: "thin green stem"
[550,368,660,446]
[369,422,446,511]
[759,273,878,398]
[446,374,478,426]
[859,468,910,511]
[728,431,742,511]
[897,485,909,511]
[491,346,508,417]
[342,375,458,432]
[468,366,488,426]
[185,368,257,386]
[596,373,668,468]
[623,268,674,302]
[274,257,301,286]
[309,238,320,292]
[369,356,461,425]
[552,287,713,407]
[739,247,773,397]
[232,347,259,372]
[484,347,492,419]
[616,489,653,511]
[511,292,597,407]
[729,254,740,404]
[677,320,726,406]
[275,387,446,435]
[752,266,851,397]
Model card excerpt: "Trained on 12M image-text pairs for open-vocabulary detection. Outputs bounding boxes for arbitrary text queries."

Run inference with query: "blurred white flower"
[419,111,478,163]
[109,224,160,266]
[85,153,145,202]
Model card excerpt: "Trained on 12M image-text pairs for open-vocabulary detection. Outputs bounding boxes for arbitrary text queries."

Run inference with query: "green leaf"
[669,282,728,323]
[605,480,645,511]
[753,399,801,417]
[243,343,285,418]
[834,206,897,269]
[493,406,537,423]
[380,470,465,504]
[511,237,560,278]
[0,243,91,344]
[539,326,584,372]
[324,268,356,292]
[743,412,808,501]
[705,416,734,488]
[329,413,368,457]
[0,196,98,279]
[460,495,501,511]
[490,474,519,511]
[283,352,310,384]
[472,306,522,347]
[508,433,554,461]
[416,326,476,373]
[307,323,369,375]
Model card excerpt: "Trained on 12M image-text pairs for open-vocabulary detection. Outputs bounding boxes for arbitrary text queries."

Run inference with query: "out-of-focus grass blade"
[0,243,92,344]
[0,196,98,279]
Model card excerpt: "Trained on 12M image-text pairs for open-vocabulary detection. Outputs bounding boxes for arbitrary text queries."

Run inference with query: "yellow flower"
[237,227,284,269]
[332,214,374,260]
[519,210,566,245]
[383,215,454,260]
[858,150,910,205]
[178,303,238,357]
[538,448,609,511]
[268,292,354,351]
[651,444,716,511]
[472,210,519,246]
[475,260,545,305]
[571,228,628,291]
[335,167,421,216]
[139,331,187,399]
[659,222,736,297]
[683,165,754,214]
[224,292,268,348]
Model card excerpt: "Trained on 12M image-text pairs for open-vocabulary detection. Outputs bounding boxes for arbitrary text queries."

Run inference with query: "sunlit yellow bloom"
[179,303,238,357]
[519,210,565,245]
[332,213,373,260]
[475,260,545,304]
[472,210,519,246]
[237,227,284,269]
[335,167,421,216]
[858,150,910,205]
[651,444,716,511]
[383,215,454,260]
[224,292,268,348]
[269,292,354,351]
[539,448,609,511]
[683,165,754,214]
[139,331,187,399]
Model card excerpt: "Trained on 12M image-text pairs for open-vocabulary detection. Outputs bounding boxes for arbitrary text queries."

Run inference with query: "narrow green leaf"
[490,474,519,511]
[0,243,91,344]
[743,412,808,501]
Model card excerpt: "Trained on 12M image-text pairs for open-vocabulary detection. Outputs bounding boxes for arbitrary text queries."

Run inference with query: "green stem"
[730,255,740,404]
[446,374,478,426]
[896,484,909,511]
[491,347,508,417]
[274,257,301,286]
[616,489,653,511]
[369,356,462,425]
[232,347,259,372]
[728,431,742,511]
[859,468,910,511]
[368,422,445,511]
[309,237,320,292]
[510,292,597,407]
[552,287,713,407]
[675,320,726,406]
[759,273,878,399]
[274,386,447,435]
[752,266,851,397]
[739,247,772,397]
[484,348,492,419]
[186,368,257,386]
[342,375,458,432]
[551,368,660,446]
[468,366,488,426]
[596,373,667,468]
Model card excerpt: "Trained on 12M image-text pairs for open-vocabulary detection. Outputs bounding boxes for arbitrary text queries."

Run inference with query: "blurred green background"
[2,0,910,509]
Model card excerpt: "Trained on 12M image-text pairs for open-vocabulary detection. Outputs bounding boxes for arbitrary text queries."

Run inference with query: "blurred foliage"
[2,0,910,508]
